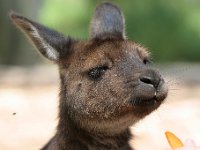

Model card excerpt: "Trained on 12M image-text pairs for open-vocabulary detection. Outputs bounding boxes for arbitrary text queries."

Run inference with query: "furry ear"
[90,2,126,40]
[10,12,75,62]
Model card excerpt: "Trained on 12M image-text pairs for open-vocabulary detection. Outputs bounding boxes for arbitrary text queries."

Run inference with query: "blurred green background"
[1,0,200,65]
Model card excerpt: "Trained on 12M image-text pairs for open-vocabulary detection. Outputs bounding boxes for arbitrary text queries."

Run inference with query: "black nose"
[140,70,161,89]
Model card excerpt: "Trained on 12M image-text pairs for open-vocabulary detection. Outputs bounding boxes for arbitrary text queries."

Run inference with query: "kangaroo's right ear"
[10,12,75,62]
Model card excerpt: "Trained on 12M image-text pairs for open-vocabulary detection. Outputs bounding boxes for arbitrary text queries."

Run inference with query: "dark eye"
[88,66,109,80]
[143,58,152,65]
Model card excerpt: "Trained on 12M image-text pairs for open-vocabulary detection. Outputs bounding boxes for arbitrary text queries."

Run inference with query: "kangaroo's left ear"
[90,2,126,40]
[10,12,75,62]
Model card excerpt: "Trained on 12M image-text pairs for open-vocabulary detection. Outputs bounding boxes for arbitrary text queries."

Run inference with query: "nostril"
[140,76,161,89]
[140,70,162,89]
[140,76,153,85]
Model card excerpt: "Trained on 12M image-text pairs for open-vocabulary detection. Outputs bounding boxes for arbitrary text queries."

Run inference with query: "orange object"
[165,131,184,150]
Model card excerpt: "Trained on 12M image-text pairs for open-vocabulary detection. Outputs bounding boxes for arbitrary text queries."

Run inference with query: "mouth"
[130,89,167,108]
[132,94,167,108]
[133,96,158,107]
[129,79,168,107]
[128,92,167,117]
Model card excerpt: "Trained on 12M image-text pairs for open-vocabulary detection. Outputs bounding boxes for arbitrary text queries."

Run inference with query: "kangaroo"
[10,2,168,150]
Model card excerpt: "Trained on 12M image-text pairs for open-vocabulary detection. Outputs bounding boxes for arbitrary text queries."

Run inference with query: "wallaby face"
[11,2,168,150]
[59,39,167,135]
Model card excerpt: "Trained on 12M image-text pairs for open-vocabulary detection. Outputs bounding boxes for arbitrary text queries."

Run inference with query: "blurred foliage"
[0,0,200,65]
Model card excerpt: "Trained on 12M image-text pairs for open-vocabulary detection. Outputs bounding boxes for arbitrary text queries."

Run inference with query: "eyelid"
[87,65,109,80]
[87,62,111,72]
[88,65,109,74]
[143,57,153,64]
[81,64,109,77]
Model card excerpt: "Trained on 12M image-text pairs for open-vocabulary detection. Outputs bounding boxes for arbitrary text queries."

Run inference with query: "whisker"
[168,88,180,91]
[166,81,180,86]
[166,79,176,84]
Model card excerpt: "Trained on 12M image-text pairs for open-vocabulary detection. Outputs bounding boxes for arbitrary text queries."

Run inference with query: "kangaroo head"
[11,3,168,136]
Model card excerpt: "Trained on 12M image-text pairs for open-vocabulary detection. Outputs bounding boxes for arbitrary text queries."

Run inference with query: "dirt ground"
[0,64,200,150]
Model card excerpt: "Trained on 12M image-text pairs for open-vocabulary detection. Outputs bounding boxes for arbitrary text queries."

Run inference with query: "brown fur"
[10,2,168,150]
